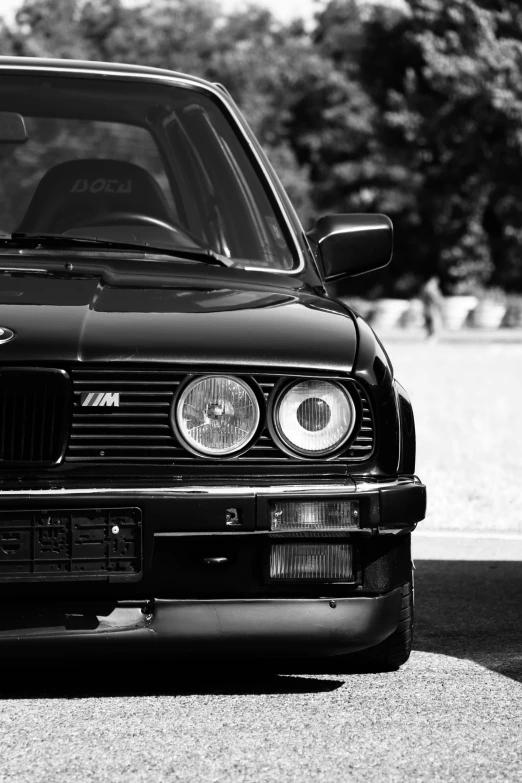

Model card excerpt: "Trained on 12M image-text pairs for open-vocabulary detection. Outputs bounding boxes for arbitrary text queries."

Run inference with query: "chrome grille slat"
[73,413,166,419]
[73,381,180,387]
[69,445,182,451]
[70,435,174,441]
[118,403,170,408]
[72,422,170,437]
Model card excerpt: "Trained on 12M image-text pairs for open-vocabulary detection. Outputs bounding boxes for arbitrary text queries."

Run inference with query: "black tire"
[363,580,413,670]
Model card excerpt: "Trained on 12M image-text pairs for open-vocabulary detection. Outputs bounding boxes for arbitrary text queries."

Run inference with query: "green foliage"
[353,0,522,293]
[2,0,522,293]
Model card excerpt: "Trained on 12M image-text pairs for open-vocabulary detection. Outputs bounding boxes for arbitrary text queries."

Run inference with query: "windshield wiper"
[1,233,233,267]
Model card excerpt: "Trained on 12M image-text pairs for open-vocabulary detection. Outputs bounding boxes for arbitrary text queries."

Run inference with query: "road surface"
[0,549,520,782]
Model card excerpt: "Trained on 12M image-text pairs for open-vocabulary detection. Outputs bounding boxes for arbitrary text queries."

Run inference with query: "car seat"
[17,158,173,234]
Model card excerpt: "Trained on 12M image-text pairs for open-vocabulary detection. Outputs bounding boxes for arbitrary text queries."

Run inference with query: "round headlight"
[274,380,355,455]
[175,375,260,456]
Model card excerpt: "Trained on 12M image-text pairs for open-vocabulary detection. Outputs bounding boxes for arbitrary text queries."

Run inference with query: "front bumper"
[0,476,424,652]
[0,588,403,656]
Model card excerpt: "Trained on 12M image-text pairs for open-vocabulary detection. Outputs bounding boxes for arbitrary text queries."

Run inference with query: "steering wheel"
[69,211,181,233]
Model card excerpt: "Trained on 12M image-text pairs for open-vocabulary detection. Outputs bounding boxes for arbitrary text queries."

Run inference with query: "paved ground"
[413,531,522,560]
[0,540,521,782]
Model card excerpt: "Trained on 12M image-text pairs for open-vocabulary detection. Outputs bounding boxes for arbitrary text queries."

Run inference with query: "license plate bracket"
[0,507,142,582]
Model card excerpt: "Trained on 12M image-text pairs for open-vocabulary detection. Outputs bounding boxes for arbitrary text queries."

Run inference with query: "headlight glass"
[275,380,355,454]
[176,375,260,456]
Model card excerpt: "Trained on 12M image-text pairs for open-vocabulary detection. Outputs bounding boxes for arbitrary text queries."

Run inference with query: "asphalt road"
[0,557,521,783]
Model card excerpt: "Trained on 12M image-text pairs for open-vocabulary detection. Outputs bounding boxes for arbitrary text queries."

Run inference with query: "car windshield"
[0,72,296,271]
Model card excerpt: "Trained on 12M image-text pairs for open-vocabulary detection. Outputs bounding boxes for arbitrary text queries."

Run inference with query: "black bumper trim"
[0,589,403,656]
[378,480,426,530]
[150,590,402,655]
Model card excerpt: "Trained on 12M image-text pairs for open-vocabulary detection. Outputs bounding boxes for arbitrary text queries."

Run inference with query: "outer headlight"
[175,375,260,456]
[273,380,355,455]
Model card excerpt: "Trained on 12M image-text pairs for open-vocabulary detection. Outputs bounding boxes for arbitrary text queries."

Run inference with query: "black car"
[0,57,425,669]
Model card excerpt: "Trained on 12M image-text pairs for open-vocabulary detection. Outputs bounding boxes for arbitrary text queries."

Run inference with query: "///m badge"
[81,392,120,407]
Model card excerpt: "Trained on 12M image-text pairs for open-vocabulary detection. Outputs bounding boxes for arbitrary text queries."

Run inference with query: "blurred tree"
[205,8,318,224]
[353,0,522,293]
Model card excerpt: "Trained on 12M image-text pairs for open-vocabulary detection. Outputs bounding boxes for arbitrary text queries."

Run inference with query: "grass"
[381,340,522,533]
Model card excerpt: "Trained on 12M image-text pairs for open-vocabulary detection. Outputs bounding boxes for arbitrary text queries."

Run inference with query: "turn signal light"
[269,543,354,581]
[269,500,359,533]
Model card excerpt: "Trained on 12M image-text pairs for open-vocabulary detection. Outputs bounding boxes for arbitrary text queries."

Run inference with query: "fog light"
[269,543,354,580]
[269,500,359,533]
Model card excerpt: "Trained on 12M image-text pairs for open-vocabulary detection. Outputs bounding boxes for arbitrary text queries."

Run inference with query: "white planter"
[399,298,424,329]
[471,301,507,329]
[441,296,477,331]
[503,303,522,328]
[370,299,410,330]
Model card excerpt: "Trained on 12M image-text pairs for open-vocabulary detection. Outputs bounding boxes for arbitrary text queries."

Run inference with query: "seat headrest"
[18,158,172,234]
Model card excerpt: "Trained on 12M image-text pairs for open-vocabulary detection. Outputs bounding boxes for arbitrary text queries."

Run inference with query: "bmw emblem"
[0,327,15,345]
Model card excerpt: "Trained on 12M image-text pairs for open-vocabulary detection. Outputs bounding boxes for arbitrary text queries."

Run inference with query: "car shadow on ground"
[0,559,520,698]
[411,559,522,684]
[314,559,522,683]
[0,663,344,699]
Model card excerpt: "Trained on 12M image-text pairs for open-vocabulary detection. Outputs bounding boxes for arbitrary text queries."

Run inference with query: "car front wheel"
[363,579,413,670]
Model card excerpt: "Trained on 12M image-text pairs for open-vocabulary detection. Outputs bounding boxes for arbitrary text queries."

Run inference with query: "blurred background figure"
[419,276,443,340]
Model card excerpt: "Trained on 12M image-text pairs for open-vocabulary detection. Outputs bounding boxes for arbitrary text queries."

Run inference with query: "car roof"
[0,56,215,89]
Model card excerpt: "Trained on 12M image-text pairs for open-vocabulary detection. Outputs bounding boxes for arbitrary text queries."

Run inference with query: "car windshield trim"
[0,233,235,267]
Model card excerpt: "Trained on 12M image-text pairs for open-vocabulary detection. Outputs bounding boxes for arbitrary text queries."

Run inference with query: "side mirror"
[0,112,28,144]
[307,214,393,281]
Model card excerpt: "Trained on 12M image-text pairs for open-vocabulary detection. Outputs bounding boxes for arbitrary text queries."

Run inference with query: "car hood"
[0,275,357,372]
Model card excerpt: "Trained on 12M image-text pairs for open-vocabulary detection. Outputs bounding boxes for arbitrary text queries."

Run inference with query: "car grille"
[65,368,375,464]
[0,368,70,465]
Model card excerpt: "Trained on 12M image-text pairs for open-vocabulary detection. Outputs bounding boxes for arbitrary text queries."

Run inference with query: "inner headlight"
[175,375,260,456]
[274,380,355,455]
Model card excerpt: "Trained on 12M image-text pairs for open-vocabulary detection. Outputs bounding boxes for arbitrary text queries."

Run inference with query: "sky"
[223,0,322,23]
[0,0,319,23]
[0,0,404,26]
